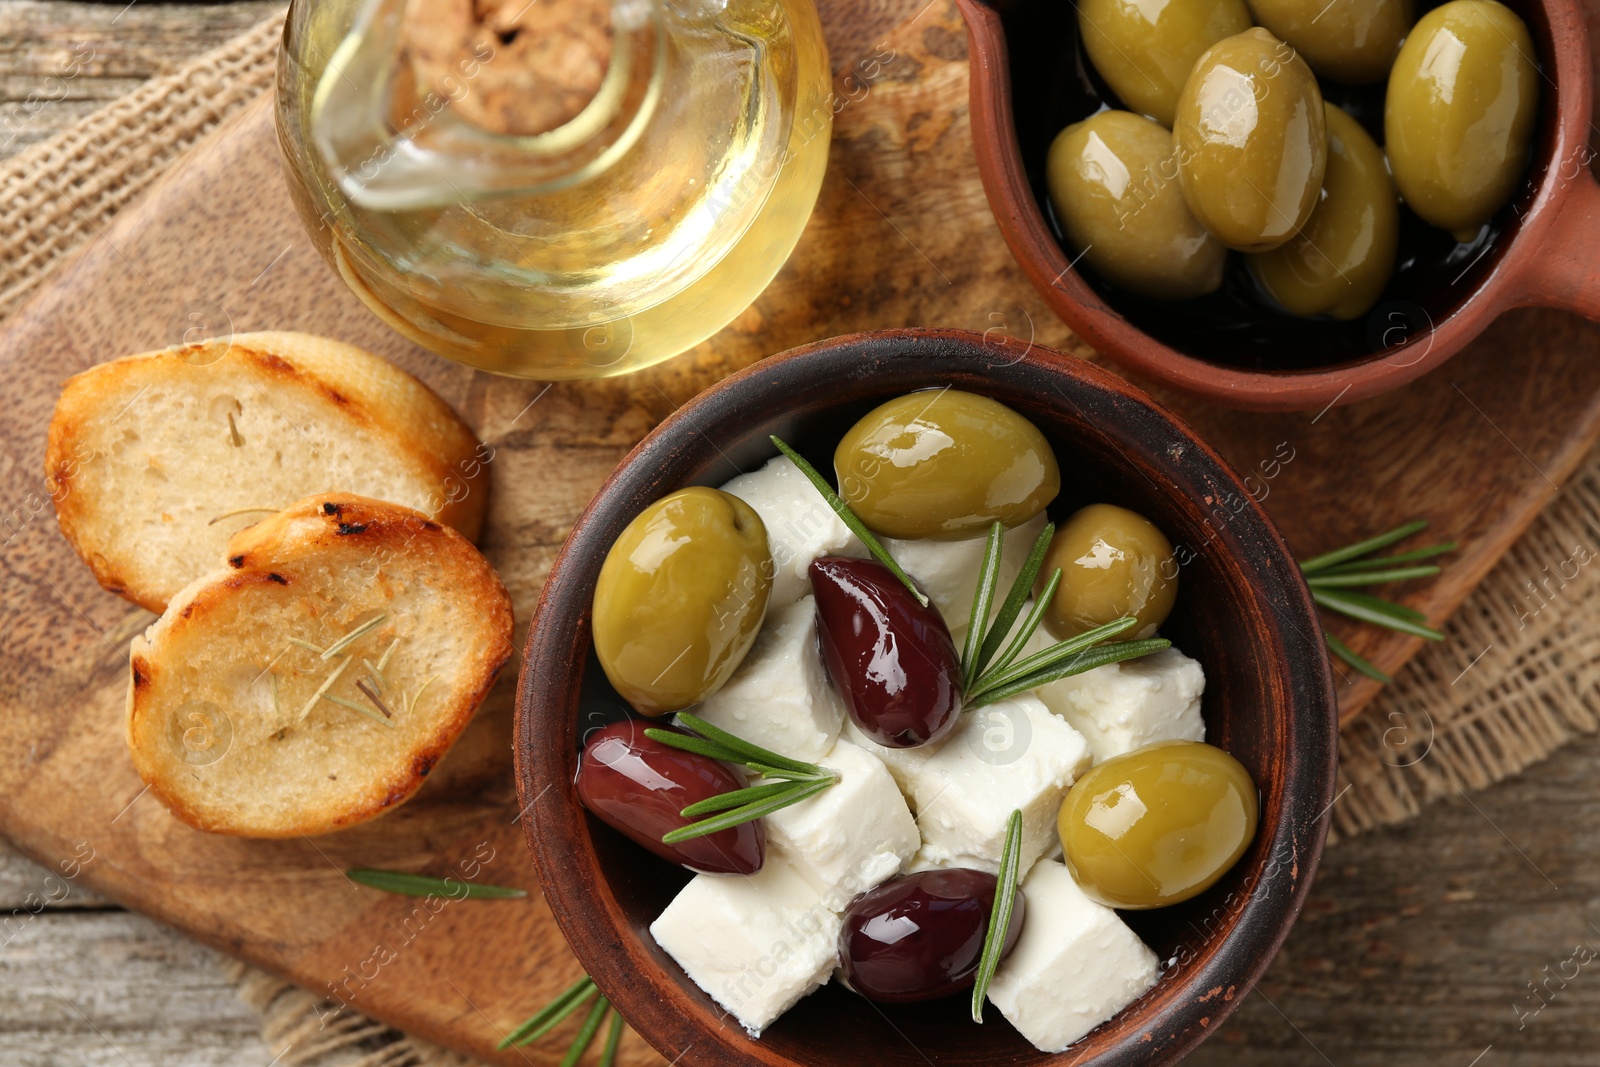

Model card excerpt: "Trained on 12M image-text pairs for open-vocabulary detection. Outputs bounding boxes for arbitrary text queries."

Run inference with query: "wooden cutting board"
[3,0,1599,1063]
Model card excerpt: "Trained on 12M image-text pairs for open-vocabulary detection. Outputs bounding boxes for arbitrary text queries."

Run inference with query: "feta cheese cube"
[884,513,1048,639]
[721,456,864,608]
[691,597,843,762]
[762,740,919,909]
[986,859,1160,1051]
[1034,647,1206,764]
[843,693,1091,874]
[650,856,843,1037]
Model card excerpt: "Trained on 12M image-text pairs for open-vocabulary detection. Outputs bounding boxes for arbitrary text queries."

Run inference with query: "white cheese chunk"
[884,513,1048,640]
[762,739,919,909]
[650,855,843,1037]
[690,597,843,762]
[843,693,1091,875]
[1033,647,1205,764]
[986,859,1160,1051]
[721,456,865,608]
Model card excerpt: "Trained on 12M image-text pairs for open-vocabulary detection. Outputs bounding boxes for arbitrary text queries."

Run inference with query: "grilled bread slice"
[127,494,514,838]
[47,331,488,614]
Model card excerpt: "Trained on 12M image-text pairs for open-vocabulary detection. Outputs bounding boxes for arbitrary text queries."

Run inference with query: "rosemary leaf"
[769,435,929,607]
[287,637,325,655]
[1306,565,1441,588]
[559,996,612,1067]
[297,656,352,721]
[643,729,746,765]
[500,976,596,1049]
[1299,520,1429,573]
[375,636,401,672]
[971,809,1023,1023]
[321,613,389,661]
[970,522,1056,684]
[1311,589,1443,640]
[679,780,803,818]
[600,1006,626,1067]
[984,568,1062,684]
[1325,631,1391,683]
[671,712,825,776]
[961,522,1006,691]
[662,778,836,843]
[346,869,527,899]
[1315,542,1459,574]
[967,616,1140,701]
[967,638,1171,710]
[320,692,397,728]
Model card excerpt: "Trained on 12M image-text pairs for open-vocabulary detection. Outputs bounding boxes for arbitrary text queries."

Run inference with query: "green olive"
[1385,0,1539,242]
[1047,111,1227,300]
[1245,0,1413,83]
[1059,740,1258,910]
[1038,503,1176,640]
[593,487,772,716]
[1247,104,1398,319]
[1077,0,1252,127]
[835,390,1060,541]
[1174,28,1328,252]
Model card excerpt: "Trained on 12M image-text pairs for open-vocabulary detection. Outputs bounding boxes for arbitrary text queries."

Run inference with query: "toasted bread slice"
[127,494,513,838]
[47,331,488,613]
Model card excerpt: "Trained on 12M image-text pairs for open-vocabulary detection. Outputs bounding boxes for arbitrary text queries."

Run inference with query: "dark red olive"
[810,556,963,748]
[575,721,764,875]
[839,868,1026,1003]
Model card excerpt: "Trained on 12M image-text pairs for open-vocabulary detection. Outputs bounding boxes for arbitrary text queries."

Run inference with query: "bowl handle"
[1510,165,1600,318]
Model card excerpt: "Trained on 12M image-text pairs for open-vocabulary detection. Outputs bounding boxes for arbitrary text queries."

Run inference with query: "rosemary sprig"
[971,809,1023,1023]
[499,976,632,1063]
[958,520,1168,707]
[644,712,840,842]
[346,868,527,898]
[1300,521,1456,682]
[770,435,929,607]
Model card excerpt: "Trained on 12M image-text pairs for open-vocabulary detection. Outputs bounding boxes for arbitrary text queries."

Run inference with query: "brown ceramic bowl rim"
[959,0,1600,412]
[514,328,1339,1065]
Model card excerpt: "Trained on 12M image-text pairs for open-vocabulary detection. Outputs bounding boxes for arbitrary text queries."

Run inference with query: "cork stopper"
[401,0,615,137]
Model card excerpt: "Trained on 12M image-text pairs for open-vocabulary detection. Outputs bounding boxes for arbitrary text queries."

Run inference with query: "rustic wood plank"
[0,0,288,161]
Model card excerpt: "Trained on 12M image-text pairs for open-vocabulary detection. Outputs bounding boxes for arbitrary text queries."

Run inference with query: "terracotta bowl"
[515,329,1338,1065]
[960,0,1600,411]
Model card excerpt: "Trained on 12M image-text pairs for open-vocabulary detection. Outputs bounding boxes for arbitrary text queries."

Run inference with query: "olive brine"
[1050,0,1538,325]
[576,390,1261,1051]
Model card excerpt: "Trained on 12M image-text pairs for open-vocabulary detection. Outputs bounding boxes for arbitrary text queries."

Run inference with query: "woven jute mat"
[7,12,1600,1067]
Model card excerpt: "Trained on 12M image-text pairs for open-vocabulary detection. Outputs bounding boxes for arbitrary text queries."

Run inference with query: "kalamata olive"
[839,868,1026,1003]
[1174,28,1328,252]
[576,720,764,875]
[834,391,1060,541]
[1248,103,1399,320]
[1385,0,1538,242]
[810,557,962,749]
[592,487,772,716]
[1059,740,1258,910]
[1245,0,1413,84]
[1077,0,1252,126]
[1047,110,1227,300]
[1038,504,1176,640]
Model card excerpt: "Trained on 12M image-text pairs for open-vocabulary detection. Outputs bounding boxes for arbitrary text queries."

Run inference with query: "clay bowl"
[515,329,1337,1065]
[959,0,1600,412]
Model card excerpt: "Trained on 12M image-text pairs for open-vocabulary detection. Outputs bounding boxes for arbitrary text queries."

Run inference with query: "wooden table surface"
[4,3,1599,1066]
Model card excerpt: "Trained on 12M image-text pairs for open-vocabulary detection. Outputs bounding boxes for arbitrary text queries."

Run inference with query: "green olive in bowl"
[1076,0,1252,127]
[1248,103,1399,319]
[834,389,1060,540]
[1174,28,1328,252]
[592,487,772,716]
[1046,111,1228,300]
[1385,0,1539,242]
[1059,740,1259,910]
[1244,0,1413,83]
[1037,503,1176,639]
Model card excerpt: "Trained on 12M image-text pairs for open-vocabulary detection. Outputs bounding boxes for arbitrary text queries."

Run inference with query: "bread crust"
[126,493,514,838]
[47,331,489,613]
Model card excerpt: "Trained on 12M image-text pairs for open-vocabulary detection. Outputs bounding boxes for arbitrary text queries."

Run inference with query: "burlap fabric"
[6,12,1599,1066]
